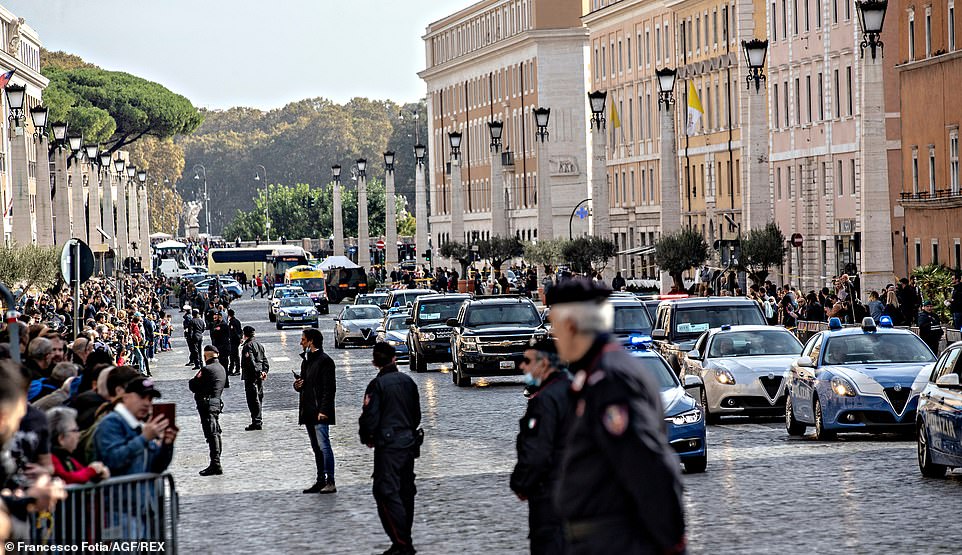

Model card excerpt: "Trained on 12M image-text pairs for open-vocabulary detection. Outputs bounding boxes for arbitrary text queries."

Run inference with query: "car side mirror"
[446,318,459,327]
[796,356,815,368]
[682,374,703,395]
[405,317,414,325]
[651,328,667,340]
[687,349,701,360]
[936,373,962,388]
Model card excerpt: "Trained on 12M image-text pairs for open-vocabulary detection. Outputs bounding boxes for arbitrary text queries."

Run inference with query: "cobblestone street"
[151,297,962,555]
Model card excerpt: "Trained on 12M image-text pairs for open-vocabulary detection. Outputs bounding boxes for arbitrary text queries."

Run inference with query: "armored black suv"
[406,293,472,372]
[447,296,547,387]
[651,297,767,374]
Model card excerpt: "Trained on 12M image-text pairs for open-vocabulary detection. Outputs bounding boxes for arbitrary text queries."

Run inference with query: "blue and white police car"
[784,316,937,440]
[916,340,962,477]
[628,337,708,473]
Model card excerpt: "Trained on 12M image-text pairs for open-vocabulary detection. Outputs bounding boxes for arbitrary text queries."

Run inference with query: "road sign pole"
[74,240,81,339]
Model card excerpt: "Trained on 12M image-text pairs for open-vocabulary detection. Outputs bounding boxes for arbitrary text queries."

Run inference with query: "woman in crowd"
[46,407,110,485]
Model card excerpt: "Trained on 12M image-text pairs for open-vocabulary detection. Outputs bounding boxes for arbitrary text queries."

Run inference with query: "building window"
[777,167,783,199]
[772,2,778,40]
[618,39,623,73]
[850,159,856,195]
[838,159,844,195]
[912,147,920,194]
[602,45,606,77]
[713,10,718,45]
[929,146,937,194]
[645,29,651,65]
[774,83,780,128]
[782,0,789,38]
[950,2,957,52]
[951,130,960,193]
[817,72,824,121]
[805,0,811,31]
[795,78,801,124]
[925,7,932,57]
[627,37,631,68]
[844,0,851,19]
[794,0,800,34]
[834,69,840,118]
[816,0,823,27]
[833,0,839,23]
[788,166,794,198]
[909,11,916,61]
[915,241,922,267]
[845,66,853,116]
[806,75,812,123]
[783,80,790,127]
[656,26,662,60]
[695,16,700,51]
[933,241,940,265]
[955,240,961,270]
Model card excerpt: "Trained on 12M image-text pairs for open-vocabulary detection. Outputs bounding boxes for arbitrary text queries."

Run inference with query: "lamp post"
[137,170,150,268]
[448,131,464,251]
[98,151,115,259]
[253,164,270,241]
[856,0,894,293]
[4,83,31,242]
[4,84,25,128]
[193,164,209,236]
[114,157,129,258]
[413,144,429,270]
[533,107,553,241]
[487,121,507,239]
[655,68,681,293]
[126,164,142,266]
[332,164,344,256]
[356,158,369,266]
[587,91,609,241]
[49,122,71,244]
[82,144,104,249]
[29,106,54,245]
[741,38,770,232]
[66,132,86,239]
[383,151,399,270]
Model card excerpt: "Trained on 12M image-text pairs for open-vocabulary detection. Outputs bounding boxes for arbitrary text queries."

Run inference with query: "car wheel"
[455,367,471,387]
[268,312,275,322]
[416,350,428,373]
[785,395,807,436]
[684,452,708,474]
[276,323,282,330]
[813,396,836,441]
[700,388,720,425]
[918,422,947,478]
[312,320,319,328]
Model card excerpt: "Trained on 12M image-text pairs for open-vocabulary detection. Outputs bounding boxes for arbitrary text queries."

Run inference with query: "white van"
[157,257,194,279]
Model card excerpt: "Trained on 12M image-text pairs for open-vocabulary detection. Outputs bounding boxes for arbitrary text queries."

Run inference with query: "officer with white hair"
[547,277,686,554]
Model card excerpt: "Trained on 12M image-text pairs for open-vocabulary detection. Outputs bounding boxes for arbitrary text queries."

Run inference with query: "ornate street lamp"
[51,121,68,146]
[487,121,503,151]
[655,67,677,109]
[99,152,111,170]
[856,0,887,59]
[413,144,426,166]
[84,144,99,163]
[137,169,147,184]
[742,39,769,92]
[356,158,367,177]
[4,84,25,126]
[126,164,137,180]
[447,131,462,159]
[383,151,395,173]
[114,157,125,176]
[29,105,48,139]
[587,91,607,129]
[332,164,341,181]
[533,107,550,142]
[67,132,83,154]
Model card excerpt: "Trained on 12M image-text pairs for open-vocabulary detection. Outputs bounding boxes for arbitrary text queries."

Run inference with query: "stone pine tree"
[739,222,788,287]
[654,228,710,292]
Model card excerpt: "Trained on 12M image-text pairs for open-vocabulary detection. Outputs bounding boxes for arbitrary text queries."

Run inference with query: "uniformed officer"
[241,326,269,431]
[917,300,945,354]
[510,337,571,555]
[209,311,232,389]
[359,343,422,555]
[189,345,227,476]
[547,277,686,555]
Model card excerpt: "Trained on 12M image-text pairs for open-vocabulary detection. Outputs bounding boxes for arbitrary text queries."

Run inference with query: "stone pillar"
[332,178,344,256]
[52,149,70,245]
[127,180,141,265]
[87,165,103,250]
[115,173,129,266]
[69,155,86,241]
[34,137,54,246]
[659,106,681,293]
[450,157,464,246]
[357,173,369,267]
[385,168,398,269]
[490,145,506,236]
[140,185,150,267]
[101,170,114,247]
[744,84,770,231]
[536,139,553,241]
[9,128,33,243]
[859,51,895,293]
[589,123,609,239]
[414,162,429,266]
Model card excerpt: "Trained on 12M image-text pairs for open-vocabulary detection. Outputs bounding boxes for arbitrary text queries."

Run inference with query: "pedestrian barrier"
[794,320,961,354]
[28,472,178,549]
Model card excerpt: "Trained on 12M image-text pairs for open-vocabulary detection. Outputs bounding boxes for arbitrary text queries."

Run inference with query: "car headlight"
[277,309,288,316]
[421,331,436,341]
[461,336,478,352]
[387,340,400,346]
[714,368,736,385]
[307,310,317,317]
[667,407,703,425]
[831,376,857,397]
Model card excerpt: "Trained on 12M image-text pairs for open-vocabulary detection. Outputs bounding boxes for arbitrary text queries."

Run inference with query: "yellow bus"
[285,265,330,314]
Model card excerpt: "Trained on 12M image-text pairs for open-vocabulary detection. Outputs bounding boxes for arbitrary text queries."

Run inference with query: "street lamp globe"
[655,67,677,95]
[137,169,147,183]
[126,165,137,178]
[533,107,550,129]
[447,131,462,155]
[84,144,99,161]
[99,152,111,168]
[856,0,887,33]
[67,132,83,153]
[114,158,125,174]
[587,91,607,129]
[487,121,503,142]
[51,121,68,143]
[4,84,25,113]
[383,151,395,170]
[356,158,367,175]
[741,38,769,92]
[332,164,342,180]
[414,143,426,162]
[29,105,48,132]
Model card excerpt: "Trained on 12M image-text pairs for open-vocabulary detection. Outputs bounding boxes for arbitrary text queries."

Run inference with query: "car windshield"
[276,288,303,298]
[465,303,541,327]
[673,306,766,339]
[391,291,430,307]
[708,330,802,357]
[357,295,387,305]
[291,278,325,291]
[631,355,680,390]
[344,307,383,320]
[417,300,465,323]
[822,334,936,365]
[613,306,653,333]
[280,298,314,307]
[386,317,407,331]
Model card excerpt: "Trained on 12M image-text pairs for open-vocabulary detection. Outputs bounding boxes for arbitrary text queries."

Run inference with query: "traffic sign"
[376,239,385,250]
[790,233,804,248]
[60,238,94,284]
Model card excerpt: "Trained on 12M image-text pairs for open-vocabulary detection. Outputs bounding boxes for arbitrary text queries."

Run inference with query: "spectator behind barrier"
[47,406,110,485]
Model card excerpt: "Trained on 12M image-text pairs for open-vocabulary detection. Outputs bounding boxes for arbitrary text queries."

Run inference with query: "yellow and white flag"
[610,101,622,129]
[686,81,703,135]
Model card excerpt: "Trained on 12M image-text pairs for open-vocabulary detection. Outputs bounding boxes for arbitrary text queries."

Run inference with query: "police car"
[916,340,962,478]
[784,316,937,440]
[627,339,708,473]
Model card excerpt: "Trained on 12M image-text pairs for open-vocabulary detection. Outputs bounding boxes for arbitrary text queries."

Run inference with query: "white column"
[490,145,506,236]
[659,106,681,293]
[744,83,770,230]
[859,50,895,293]
[69,156,86,240]
[127,180,141,265]
[34,137,54,246]
[589,124,609,239]
[52,149,70,245]
[536,139,552,241]
[87,165,103,250]
[9,127,33,243]
[332,178,344,256]
[357,173,369,267]
[140,185,150,263]
[101,170,114,246]
[414,162,429,266]
[115,174,128,267]
[385,168,398,269]
[450,157,464,245]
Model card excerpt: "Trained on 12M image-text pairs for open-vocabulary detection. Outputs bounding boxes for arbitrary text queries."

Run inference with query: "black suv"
[406,293,472,372]
[447,296,547,387]
[609,294,655,348]
[326,267,368,304]
[651,297,767,374]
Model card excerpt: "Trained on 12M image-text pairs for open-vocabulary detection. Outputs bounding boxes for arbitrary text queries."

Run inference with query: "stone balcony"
[898,189,962,209]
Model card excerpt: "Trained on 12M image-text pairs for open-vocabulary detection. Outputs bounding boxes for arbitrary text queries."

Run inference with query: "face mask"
[522,372,541,387]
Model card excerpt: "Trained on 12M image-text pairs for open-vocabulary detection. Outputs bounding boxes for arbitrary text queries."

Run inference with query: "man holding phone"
[92,377,177,477]
[293,329,336,494]
[189,345,227,476]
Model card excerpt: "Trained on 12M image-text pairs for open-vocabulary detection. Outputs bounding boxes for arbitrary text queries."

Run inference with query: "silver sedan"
[683,325,803,423]
[333,304,385,349]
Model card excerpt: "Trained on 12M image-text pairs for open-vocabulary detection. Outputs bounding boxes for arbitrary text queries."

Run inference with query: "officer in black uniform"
[189,345,227,476]
[510,337,571,555]
[189,309,206,370]
[209,312,232,389]
[241,325,269,430]
[917,300,945,354]
[359,343,422,555]
[547,277,686,555]
[227,309,243,375]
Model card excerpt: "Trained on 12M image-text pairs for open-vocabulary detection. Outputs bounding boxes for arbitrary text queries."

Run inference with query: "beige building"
[419,0,591,252]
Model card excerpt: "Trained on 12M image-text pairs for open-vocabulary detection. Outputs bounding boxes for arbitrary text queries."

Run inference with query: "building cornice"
[0,51,48,89]
[424,0,509,37]
[896,49,962,72]
[582,0,673,27]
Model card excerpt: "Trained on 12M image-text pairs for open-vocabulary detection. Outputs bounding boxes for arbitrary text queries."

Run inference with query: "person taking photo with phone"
[293,329,336,494]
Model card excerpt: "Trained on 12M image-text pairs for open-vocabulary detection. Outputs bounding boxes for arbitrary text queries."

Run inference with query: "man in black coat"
[359,343,422,555]
[209,312,232,389]
[511,338,571,555]
[227,309,243,376]
[189,345,227,476]
[241,326,269,430]
[293,328,337,493]
[917,300,945,354]
[189,309,206,370]
[547,278,686,555]
[950,274,962,330]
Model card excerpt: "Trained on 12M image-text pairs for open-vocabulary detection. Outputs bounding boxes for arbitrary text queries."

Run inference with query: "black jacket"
[510,370,571,500]
[189,317,206,340]
[951,283,962,313]
[209,321,231,350]
[917,310,944,343]
[241,339,269,381]
[298,349,336,425]
[189,359,227,410]
[359,364,421,449]
[228,317,243,346]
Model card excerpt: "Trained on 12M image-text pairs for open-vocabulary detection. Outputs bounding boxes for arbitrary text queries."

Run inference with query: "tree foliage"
[0,244,61,298]
[439,241,472,277]
[654,229,710,292]
[524,239,567,274]
[912,264,954,322]
[128,137,186,235]
[477,237,524,271]
[740,222,788,285]
[562,237,617,274]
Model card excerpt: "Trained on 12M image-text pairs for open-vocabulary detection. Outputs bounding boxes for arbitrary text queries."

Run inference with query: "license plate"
[500,361,515,369]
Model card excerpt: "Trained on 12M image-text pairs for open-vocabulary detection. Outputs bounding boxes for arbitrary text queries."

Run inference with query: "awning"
[316,255,361,270]
[616,245,656,256]
[149,232,173,240]
[154,240,187,250]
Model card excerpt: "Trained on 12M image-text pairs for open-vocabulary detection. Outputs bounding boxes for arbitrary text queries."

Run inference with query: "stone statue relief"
[184,201,202,229]
[8,17,23,56]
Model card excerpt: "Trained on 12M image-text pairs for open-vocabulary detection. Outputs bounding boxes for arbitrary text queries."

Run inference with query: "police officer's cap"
[527,336,557,355]
[203,345,219,355]
[545,277,611,306]
[373,342,396,358]
[242,325,256,336]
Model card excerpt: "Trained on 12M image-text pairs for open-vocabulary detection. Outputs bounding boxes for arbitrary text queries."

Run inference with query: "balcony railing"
[899,188,962,201]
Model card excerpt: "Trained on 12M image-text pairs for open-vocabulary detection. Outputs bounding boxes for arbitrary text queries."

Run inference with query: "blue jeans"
[953,312,962,330]
[307,423,335,484]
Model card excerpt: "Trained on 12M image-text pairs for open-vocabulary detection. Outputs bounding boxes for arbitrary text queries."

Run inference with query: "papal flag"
[609,101,621,129]
[686,81,703,135]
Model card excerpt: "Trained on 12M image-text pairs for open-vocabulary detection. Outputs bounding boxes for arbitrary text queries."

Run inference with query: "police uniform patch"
[602,404,629,436]
[527,417,537,430]
[571,370,587,392]
[587,370,606,386]
[363,394,371,407]
[575,399,586,417]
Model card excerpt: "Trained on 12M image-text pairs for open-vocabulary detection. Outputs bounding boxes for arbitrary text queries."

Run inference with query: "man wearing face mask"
[510,337,571,555]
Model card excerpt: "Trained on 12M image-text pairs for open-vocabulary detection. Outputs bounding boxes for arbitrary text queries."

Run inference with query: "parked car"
[406,294,471,372]
[268,286,307,322]
[195,276,243,299]
[333,305,385,348]
[275,297,319,330]
[376,312,411,361]
[683,325,803,423]
[916,340,962,477]
[784,316,936,440]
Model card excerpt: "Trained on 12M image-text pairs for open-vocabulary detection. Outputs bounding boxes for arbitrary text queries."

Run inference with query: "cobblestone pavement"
[149,296,962,555]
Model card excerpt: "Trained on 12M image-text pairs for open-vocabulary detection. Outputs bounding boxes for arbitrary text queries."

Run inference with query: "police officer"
[189,345,227,476]
[227,309,243,376]
[510,337,571,555]
[547,277,686,554]
[359,343,422,555]
[917,300,945,354]
[189,309,206,370]
[241,326,269,431]
[209,311,232,388]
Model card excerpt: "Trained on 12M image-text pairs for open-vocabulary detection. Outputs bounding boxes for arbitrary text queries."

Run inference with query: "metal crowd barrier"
[28,473,178,549]
[794,320,962,353]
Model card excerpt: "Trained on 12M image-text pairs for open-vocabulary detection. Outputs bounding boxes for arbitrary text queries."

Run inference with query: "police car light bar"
[861,317,877,332]
[828,317,843,330]
[878,315,894,328]
[627,334,653,349]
